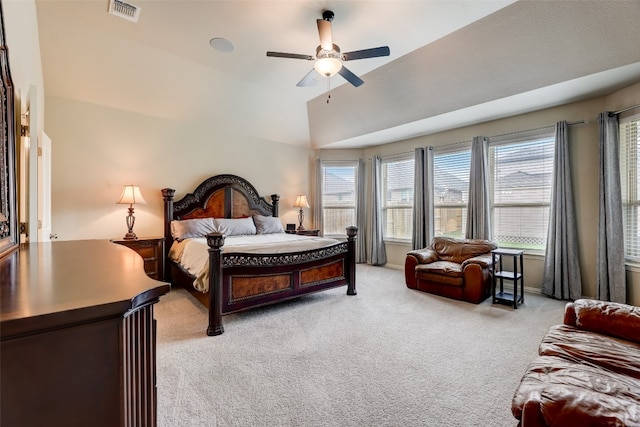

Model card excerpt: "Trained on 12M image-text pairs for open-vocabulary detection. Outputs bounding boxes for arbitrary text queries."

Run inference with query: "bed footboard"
[206,226,358,336]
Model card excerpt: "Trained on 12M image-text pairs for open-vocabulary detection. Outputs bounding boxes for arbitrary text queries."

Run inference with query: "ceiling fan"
[266,10,390,88]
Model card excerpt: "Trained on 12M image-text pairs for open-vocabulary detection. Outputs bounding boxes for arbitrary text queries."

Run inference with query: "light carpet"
[155,264,566,427]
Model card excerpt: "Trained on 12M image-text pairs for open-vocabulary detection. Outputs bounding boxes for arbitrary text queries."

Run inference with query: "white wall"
[318,82,640,306]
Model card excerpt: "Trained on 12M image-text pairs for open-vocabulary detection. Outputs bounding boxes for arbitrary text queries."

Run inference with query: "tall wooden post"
[206,232,225,336]
[346,226,358,296]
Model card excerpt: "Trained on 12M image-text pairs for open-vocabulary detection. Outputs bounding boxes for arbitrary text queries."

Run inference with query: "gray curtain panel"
[412,147,434,250]
[370,156,387,265]
[542,121,582,300]
[597,112,626,303]
[466,136,491,240]
[314,159,323,234]
[356,158,366,263]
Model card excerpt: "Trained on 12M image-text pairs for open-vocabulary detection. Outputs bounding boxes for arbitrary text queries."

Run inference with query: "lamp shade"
[116,185,146,205]
[293,195,310,208]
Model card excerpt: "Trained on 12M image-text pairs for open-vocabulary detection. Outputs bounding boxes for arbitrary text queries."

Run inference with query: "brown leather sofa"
[512,299,640,426]
[405,237,497,304]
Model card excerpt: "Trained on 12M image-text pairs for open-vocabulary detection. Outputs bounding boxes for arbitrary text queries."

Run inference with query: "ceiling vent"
[108,0,141,23]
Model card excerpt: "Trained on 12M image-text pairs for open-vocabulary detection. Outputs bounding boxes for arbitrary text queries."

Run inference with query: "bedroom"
[2,0,640,425]
[6,0,640,302]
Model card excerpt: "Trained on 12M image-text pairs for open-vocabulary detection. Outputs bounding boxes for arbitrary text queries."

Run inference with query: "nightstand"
[285,229,320,236]
[112,237,165,281]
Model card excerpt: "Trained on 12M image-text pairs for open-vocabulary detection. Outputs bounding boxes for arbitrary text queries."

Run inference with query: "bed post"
[346,226,358,296]
[161,188,175,275]
[206,232,225,336]
[270,194,279,217]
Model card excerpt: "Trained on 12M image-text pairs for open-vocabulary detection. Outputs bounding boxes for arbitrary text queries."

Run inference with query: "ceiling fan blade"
[342,46,390,61]
[266,51,314,60]
[338,66,364,87]
[317,19,333,51]
[296,69,319,87]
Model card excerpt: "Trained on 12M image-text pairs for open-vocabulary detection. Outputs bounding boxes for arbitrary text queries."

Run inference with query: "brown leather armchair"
[405,237,497,304]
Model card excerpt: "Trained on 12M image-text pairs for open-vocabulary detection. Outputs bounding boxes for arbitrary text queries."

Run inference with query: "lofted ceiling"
[34,0,640,149]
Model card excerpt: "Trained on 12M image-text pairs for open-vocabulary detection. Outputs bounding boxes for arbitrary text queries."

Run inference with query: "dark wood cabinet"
[112,237,165,280]
[0,240,170,427]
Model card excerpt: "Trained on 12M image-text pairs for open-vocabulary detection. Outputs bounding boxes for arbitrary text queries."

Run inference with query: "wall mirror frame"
[0,1,18,257]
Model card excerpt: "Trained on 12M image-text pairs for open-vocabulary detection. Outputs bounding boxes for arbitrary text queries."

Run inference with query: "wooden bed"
[162,174,357,336]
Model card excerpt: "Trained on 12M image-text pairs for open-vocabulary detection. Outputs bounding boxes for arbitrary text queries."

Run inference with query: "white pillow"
[215,217,257,236]
[171,218,217,241]
[253,215,285,234]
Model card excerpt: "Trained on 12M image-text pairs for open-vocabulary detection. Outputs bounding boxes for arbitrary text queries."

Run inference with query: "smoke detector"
[108,0,141,23]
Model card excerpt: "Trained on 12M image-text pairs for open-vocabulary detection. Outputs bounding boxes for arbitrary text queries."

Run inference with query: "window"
[433,147,470,239]
[320,161,358,236]
[489,131,555,251]
[620,114,640,260]
[381,155,414,241]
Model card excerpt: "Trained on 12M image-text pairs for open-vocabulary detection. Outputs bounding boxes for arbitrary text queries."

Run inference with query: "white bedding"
[169,233,341,292]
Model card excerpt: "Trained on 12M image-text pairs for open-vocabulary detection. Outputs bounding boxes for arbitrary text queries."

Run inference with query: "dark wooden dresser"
[0,240,170,427]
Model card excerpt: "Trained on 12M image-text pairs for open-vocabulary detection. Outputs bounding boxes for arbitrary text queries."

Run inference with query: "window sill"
[383,239,411,245]
[625,262,640,273]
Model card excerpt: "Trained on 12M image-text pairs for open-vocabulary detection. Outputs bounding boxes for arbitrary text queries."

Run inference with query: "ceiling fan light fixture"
[314,57,342,77]
[266,10,389,87]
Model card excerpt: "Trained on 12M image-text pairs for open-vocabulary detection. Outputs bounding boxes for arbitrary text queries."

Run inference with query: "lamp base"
[297,208,305,230]
[123,206,138,240]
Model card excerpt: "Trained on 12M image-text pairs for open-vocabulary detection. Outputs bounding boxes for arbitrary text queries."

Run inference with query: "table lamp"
[116,184,146,240]
[293,195,310,230]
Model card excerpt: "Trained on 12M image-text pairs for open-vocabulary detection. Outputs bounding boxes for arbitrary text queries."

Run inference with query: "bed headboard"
[161,174,279,249]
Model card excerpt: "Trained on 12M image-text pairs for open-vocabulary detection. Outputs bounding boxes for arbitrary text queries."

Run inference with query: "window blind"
[620,114,640,260]
[321,163,358,236]
[433,148,470,238]
[381,155,414,240]
[489,134,554,250]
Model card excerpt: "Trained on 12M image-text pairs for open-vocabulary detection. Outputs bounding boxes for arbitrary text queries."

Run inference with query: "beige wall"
[5,1,315,243]
[46,95,314,241]
[6,0,640,304]
[4,0,44,128]
[318,82,640,306]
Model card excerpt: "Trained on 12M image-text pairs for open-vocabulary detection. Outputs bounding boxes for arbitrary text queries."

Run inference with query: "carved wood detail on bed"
[161,174,357,337]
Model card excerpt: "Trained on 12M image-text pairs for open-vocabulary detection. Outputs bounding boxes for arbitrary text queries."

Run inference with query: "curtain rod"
[380,120,588,158]
[490,120,586,140]
[611,103,640,116]
[386,138,472,158]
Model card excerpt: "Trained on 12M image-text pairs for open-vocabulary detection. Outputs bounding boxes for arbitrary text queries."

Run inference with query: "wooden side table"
[112,236,165,281]
[285,229,320,236]
[491,248,524,309]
